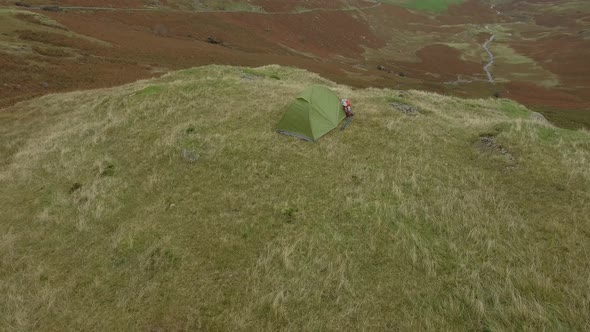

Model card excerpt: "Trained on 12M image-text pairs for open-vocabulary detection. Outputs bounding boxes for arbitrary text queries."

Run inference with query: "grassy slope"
[1,65,589,330]
[0,8,110,55]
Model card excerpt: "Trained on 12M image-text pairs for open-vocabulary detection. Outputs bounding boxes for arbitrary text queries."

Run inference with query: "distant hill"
[0,0,373,11]
[1,65,589,330]
[1,0,589,128]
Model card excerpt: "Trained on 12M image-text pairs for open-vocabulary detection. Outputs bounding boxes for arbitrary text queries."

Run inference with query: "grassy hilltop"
[1,65,590,330]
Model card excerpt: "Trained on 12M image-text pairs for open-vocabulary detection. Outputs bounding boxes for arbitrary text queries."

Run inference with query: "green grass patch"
[243,67,282,80]
[171,0,264,12]
[378,0,466,12]
[136,85,166,97]
[496,99,531,118]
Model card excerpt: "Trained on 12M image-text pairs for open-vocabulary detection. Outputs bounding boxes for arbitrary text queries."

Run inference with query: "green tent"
[277,85,345,142]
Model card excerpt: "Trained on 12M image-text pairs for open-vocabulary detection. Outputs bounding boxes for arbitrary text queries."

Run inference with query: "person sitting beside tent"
[341,98,354,118]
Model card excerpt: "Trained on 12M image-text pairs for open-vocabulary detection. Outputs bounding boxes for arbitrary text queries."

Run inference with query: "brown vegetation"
[1,1,589,128]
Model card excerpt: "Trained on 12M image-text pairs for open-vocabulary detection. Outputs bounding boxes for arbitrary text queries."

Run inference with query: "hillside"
[1,0,589,128]
[1,65,589,330]
[0,0,371,11]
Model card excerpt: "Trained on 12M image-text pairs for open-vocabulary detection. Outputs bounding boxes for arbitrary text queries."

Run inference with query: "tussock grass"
[1,65,589,330]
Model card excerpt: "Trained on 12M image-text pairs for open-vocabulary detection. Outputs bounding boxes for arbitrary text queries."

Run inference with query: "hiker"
[341,98,353,118]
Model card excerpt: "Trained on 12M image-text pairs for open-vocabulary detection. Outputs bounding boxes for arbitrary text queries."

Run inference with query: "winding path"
[482,3,503,83]
[483,34,495,82]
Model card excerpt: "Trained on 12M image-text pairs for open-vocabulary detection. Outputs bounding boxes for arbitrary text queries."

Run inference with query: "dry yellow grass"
[1,65,589,330]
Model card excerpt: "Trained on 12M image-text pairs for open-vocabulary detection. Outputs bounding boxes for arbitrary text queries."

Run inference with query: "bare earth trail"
[483,4,502,84]
[27,2,382,14]
[444,32,496,85]
[483,34,495,82]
